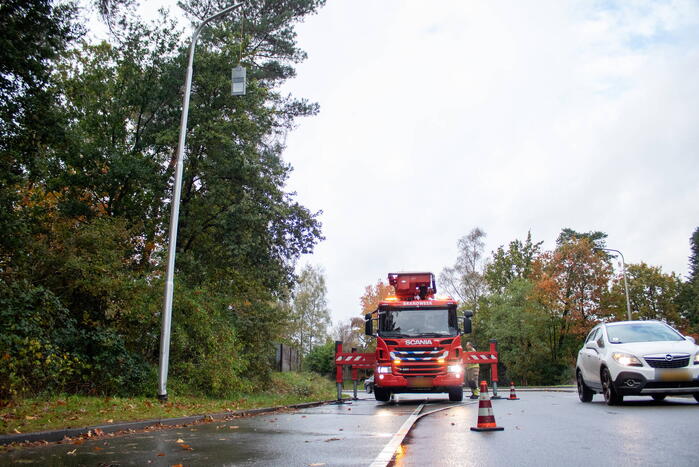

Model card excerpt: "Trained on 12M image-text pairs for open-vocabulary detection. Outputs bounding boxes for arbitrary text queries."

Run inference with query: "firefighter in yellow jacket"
[465,342,480,399]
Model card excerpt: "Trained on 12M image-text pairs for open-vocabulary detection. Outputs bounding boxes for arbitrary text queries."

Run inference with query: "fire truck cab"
[365,272,472,402]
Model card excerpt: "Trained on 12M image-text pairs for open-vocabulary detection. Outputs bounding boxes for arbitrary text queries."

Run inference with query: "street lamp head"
[231,65,246,96]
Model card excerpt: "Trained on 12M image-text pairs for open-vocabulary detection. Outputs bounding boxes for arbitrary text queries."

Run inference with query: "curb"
[0,400,334,446]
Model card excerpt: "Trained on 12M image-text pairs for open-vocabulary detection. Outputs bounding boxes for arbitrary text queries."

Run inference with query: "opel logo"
[665,354,673,361]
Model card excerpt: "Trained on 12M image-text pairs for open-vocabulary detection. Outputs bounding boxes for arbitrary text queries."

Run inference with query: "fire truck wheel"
[448,386,463,402]
[374,387,391,402]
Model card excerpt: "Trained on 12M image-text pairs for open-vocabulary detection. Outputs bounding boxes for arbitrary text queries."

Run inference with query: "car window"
[606,322,684,344]
[585,328,599,344]
[596,330,605,348]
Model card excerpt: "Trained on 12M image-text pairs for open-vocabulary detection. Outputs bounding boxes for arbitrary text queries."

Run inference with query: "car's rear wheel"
[651,394,666,402]
[577,370,593,402]
[602,368,623,406]
[374,386,391,402]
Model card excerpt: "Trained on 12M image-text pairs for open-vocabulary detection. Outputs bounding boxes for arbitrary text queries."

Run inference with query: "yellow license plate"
[407,377,433,388]
[657,369,691,382]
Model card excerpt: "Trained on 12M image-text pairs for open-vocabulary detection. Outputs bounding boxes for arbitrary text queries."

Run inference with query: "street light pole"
[158,2,245,401]
[594,247,632,321]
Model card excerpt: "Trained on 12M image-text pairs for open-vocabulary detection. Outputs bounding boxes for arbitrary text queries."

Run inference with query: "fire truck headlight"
[448,364,463,375]
[377,366,392,374]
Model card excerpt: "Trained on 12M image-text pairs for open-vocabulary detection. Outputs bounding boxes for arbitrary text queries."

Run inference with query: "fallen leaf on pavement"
[324,438,340,442]
[179,444,193,451]
[106,419,113,423]
[67,449,76,455]
[176,439,184,443]
[157,453,166,456]
[229,426,239,429]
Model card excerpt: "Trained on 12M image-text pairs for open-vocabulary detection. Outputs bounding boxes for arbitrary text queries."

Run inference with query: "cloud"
[281,0,699,323]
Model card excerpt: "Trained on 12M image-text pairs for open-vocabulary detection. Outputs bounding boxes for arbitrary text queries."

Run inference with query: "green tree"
[0,0,82,258]
[0,0,328,398]
[606,263,683,325]
[287,265,331,357]
[677,227,699,334]
[484,231,543,293]
[476,279,552,385]
[304,340,335,376]
[556,228,607,249]
[532,237,612,367]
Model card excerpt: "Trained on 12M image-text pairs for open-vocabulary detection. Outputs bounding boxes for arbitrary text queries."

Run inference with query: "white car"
[576,320,699,405]
[364,375,374,393]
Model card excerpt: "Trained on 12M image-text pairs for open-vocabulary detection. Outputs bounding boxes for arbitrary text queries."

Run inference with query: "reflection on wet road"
[3,391,697,466]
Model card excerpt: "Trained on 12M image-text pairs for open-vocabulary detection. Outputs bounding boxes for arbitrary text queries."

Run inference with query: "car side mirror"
[585,343,597,350]
[463,316,472,335]
[365,313,373,336]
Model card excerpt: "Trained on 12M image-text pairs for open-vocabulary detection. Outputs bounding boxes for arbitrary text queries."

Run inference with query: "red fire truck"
[335,272,500,403]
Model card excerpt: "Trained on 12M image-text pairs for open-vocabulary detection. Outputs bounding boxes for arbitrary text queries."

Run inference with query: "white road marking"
[369,403,424,467]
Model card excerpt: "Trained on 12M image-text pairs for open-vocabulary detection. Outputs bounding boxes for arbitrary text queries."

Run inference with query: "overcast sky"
[136,1,699,326]
[280,0,699,325]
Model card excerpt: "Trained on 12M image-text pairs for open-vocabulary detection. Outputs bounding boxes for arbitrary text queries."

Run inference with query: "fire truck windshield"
[379,307,457,338]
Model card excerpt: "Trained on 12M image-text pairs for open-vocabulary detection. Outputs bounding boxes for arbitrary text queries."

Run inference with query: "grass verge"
[0,372,335,436]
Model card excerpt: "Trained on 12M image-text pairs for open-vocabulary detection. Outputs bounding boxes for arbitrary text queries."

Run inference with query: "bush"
[270,371,335,399]
[167,285,251,397]
[0,279,153,400]
[304,341,335,376]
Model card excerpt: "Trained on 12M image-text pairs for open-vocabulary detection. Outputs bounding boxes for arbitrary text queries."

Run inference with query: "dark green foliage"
[0,280,152,400]
[304,340,335,376]
[556,228,607,249]
[689,227,699,280]
[485,231,543,293]
[475,279,554,385]
[0,0,82,256]
[1,0,326,399]
[677,227,699,334]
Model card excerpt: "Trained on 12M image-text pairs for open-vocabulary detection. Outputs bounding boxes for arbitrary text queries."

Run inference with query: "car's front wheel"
[577,370,593,402]
[374,386,391,402]
[602,368,623,406]
[448,386,463,402]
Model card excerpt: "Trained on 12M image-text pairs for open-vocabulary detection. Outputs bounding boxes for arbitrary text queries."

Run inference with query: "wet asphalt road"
[1,393,433,466]
[396,391,699,467]
[2,391,698,466]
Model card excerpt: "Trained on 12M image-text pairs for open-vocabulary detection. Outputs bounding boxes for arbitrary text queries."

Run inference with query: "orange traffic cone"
[470,381,504,432]
[508,381,520,400]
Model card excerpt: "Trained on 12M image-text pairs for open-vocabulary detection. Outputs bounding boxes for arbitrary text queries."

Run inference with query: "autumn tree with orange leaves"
[531,238,613,365]
[360,279,395,315]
